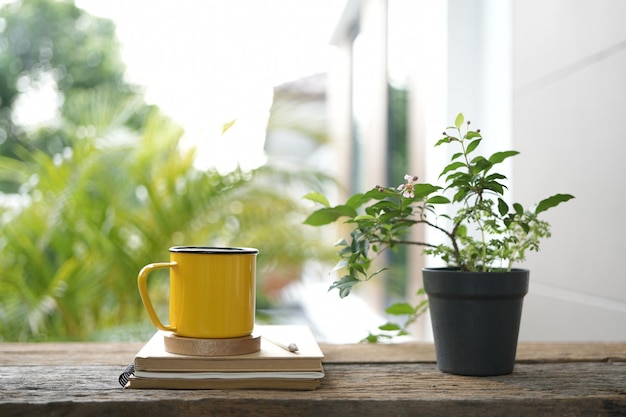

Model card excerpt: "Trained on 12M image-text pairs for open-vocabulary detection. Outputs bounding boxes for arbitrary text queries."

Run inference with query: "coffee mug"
[138,246,258,339]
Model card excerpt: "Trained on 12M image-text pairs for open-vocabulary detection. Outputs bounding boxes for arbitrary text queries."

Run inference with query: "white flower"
[397,174,418,198]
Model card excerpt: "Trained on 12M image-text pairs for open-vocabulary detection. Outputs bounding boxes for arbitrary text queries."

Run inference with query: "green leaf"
[338,245,353,256]
[465,131,482,139]
[345,193,368,208]
[331,259,348,272]
[334,238,348,247]
[465,139,481,155]
[535,193,575,215]
[485,173,507,181]
[451,152,463,160]
[362,187,391,201]
[385,302,416,315]
[497,198,509,216]
[453,188,468,202]
[484,181,505,194]
[378,323,401,331]
[369,267,388,279]
[426,196,451,204]
[454,113,464,129]
[489,150,520,164]
[412,183,442,199]
[513,203,524,215]
[439,161,466,178]
[368,200,397,214]
[362,333,382,343]
[472,156,492,173]
[303,205,358,226]
[445,171,471,184]
[302,192,330,207]
[435,137,451,146]
[329,275,361,298]
[354,214,376,221]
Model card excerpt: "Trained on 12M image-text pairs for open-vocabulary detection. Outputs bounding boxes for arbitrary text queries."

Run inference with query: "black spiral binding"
[118,363,135,387]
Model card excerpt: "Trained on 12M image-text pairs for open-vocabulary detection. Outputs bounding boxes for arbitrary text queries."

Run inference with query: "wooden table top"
[1,341,625,417]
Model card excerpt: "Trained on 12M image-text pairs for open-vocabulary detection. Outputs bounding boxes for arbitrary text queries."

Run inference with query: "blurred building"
[264,73,333,170]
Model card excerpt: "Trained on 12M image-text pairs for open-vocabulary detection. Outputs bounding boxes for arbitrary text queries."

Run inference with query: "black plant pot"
[423,267,529,376]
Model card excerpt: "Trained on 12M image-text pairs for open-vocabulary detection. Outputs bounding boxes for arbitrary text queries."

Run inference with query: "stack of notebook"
[124,325,325,390]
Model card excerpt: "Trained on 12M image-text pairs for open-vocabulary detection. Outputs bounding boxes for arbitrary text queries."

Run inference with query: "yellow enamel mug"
[138,246,258,339]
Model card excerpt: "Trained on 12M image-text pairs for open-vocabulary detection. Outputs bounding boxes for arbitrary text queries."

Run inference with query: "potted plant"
[304,113,574,376]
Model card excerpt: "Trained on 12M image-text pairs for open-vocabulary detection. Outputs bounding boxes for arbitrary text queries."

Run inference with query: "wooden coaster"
[163,331,261,356]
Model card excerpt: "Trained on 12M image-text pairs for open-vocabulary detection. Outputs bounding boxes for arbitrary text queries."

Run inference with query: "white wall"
[512,0,626,341]
[435,0,626,341]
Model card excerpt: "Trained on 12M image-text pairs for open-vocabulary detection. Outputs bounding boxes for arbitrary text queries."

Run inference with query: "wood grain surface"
[1,342,625,417]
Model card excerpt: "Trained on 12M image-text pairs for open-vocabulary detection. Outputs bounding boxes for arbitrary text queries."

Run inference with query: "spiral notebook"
[123,325,325,390]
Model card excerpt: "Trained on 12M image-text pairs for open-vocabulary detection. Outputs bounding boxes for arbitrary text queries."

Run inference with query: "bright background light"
[76,0,346,171]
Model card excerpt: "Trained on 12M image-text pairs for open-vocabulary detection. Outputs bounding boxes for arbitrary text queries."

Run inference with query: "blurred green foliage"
[0,0,334,341]
[0,0,148,185]
[0,106,332,341]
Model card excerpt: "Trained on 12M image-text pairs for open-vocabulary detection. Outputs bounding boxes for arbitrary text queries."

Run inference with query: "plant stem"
[459,128,489,271]
[387,239,438,249]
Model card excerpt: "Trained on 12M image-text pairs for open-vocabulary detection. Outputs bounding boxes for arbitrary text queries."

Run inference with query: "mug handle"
[137,262,177,332]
